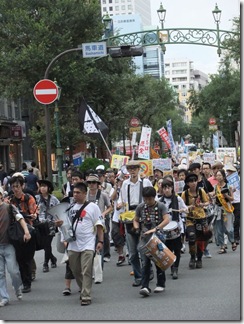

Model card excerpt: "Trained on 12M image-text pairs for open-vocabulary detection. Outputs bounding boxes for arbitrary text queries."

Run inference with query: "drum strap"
[72,201,90,240]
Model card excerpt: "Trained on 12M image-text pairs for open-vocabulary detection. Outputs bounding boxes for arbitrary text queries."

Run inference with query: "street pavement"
[1,237,241,322]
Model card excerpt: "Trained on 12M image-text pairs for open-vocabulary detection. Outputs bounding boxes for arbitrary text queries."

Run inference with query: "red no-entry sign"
[33,79,58,105]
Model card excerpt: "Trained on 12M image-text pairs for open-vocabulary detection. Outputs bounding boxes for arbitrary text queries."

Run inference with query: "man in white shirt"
[117,160,152,286]
[67,182,104,306]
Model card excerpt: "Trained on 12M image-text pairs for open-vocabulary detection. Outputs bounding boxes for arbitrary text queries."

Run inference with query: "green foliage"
[0,0,184,156]
[79,158,103,173]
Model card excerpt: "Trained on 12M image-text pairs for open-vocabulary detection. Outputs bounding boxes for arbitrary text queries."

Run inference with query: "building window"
[109,6,113,11]
[103,7,107,11]
[109,0,112,3]
[102,0,106,3]
[115,5,119,10]
[128,5,132,10]
[121,5,125,10]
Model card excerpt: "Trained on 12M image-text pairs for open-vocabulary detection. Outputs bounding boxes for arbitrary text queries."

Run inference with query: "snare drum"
[163,221,181,240]
[138,233,176,271]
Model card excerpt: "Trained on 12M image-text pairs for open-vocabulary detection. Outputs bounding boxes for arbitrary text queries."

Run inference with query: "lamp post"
[157,3,167,54]
[54,80,63,190]
[157,2,166,29]
[227,106,232,146]
[102,12,113,40]
[212,3,222,56]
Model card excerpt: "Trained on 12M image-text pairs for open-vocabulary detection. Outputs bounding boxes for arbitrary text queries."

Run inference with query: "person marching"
[213,169,236,254]
[8,175,38,293]
[181,173,210,269]
[117,160,152,287]
[0,186,31,307]
[133,186,170,296]
[35,179,60,273]
[159,178,188,279]
[66,182,104,306]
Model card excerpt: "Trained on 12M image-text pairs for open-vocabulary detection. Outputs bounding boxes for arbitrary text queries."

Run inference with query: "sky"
[150,0,240,75]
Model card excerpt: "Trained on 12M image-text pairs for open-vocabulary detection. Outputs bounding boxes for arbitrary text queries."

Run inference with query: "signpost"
[33,79,58,105]
[82,42,107,58]
[129,117,140,127]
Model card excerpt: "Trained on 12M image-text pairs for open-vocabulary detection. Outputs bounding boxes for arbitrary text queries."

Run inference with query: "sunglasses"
[87,181,98,184]
[127,166,139,170]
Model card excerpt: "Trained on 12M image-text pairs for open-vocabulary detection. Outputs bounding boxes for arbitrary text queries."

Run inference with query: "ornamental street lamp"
[54,80,63,190]
[212,3,222,56]
[157,3,167,53]
[227,106,232,146]
[102,12,113,39]
[157,2,166,29]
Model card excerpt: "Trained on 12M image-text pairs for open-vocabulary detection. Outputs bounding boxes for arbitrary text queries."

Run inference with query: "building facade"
[164,58,209,123]
[0,98,26,171]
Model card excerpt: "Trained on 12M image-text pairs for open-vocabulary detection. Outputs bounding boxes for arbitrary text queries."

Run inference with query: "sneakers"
[189,258,196,269]
[196,260,202,269]
[43,263,49,272]
[116,256,125,266]
[139,287,151,296]
[181,244,186,253]
[203,249,212,258]
[103,257,111,262]
[132,280,141,287]
[62,288,71,296]
[51,257,57,268]
[16,287,23,300]
[154,286,165,293]
[0,299,9,307]
[22,286,31,293]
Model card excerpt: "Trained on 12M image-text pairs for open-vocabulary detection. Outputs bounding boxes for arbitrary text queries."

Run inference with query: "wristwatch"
[155,226,160,231]
[98,240,104,244]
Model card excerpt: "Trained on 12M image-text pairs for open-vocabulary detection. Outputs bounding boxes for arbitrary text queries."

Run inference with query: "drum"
[163,221,181,240]
[138,233,176,271]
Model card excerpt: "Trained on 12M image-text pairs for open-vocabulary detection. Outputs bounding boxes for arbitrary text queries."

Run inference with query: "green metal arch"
[105,28,239,50]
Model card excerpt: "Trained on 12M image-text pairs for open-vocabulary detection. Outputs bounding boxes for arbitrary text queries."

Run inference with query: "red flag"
[157,127,171,149]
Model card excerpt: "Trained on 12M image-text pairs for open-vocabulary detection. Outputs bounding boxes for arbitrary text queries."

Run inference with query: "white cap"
[12,172,25,179]
[96,165,105,171]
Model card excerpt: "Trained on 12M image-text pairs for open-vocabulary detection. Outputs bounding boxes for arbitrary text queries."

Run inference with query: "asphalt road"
[0,237,241,322]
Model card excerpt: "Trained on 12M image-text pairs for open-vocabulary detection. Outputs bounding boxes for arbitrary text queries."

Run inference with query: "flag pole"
[83,97,112,158]
[98,129,112,158]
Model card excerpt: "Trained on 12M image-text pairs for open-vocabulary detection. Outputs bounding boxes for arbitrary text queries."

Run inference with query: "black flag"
[78,98,108,139]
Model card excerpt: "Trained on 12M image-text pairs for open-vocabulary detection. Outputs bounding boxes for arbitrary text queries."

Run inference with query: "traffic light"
[108,45,143,58]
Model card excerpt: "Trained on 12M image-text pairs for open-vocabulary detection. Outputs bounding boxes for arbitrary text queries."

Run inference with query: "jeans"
[140,252,165,289]
[214,206,234,247]
[125,231,141,281]
[0,244,22,302]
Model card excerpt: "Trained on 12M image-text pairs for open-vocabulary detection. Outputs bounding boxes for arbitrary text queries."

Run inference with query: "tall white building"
[164,58,209,123]
[101,0,151,25]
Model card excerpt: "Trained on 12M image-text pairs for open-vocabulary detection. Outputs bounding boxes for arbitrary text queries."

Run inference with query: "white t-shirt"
[67,202,104,253]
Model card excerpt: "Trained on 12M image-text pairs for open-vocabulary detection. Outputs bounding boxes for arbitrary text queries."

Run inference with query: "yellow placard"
[110,154,130,169]
[138,160,153,177]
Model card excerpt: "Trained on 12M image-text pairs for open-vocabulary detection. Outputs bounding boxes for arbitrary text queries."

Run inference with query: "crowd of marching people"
[0,156,240,306]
